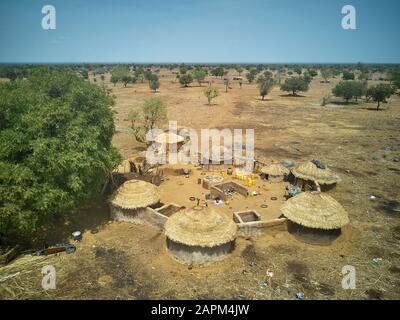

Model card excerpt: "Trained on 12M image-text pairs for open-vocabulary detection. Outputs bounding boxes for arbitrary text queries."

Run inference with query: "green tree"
[79,68,89,79]
[121,75,136,87]
[179,64,188,75]
[211,67,225,78]
[0,66,31,81]
[307,69,318,77]
[179,73,193,87]
[342,71,355,80]
[280,77,309,96]
[303,72,313,85]
[135,67,145,83]
[366,84,395,110]
[389,69,400,90]
[142,97,167,130]
[144,70,153,83]
[257,74,274,100]
[110,65,131,86]
[246,68,258,83]
[235,65,243,75]
[294,67,302,75]
[0,68,121,241]
[321,69,332,83]
[203,86,219,105]
[192,69,207,86]
[128,110,140,129]
[149,74,160,92]
[354,81,367,101]
[332,81,359,104]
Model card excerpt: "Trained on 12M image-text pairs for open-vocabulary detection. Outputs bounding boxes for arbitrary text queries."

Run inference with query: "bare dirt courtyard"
[1,68,399,300]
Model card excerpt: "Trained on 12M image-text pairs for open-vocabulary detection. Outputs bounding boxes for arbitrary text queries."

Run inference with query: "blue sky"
[0,0,399,63]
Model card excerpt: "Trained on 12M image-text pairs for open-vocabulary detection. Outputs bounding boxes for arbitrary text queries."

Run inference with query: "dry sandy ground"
[1,69,399,300]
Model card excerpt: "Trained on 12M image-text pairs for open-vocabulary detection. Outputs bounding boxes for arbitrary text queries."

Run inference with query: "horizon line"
[1,62,400,66]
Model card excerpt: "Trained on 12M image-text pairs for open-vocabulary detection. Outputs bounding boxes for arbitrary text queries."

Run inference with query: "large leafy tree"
[321,69,332,83]
[280,76,309,96]
[179,74,193,87]
[257,73,275,100]
[342,71,355,80]
[211,67,225,78]
[332,81,360,104]
[143,97,167,130]
[192,68,207,86]
[0,68,121,241]
[148,73,160,92]
[366,84,395,110]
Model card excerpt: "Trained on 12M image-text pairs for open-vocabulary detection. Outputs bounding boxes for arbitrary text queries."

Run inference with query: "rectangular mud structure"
[210,181,248,201]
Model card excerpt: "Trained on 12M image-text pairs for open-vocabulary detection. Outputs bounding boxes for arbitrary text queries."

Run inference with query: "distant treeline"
[1,63,399,80]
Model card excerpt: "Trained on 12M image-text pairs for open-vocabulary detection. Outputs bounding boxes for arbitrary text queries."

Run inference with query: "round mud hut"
[164,206,237,265]
[291,161,341,191]
[261,163,290,182]
[110,180,160,223]
[280,191,350,245]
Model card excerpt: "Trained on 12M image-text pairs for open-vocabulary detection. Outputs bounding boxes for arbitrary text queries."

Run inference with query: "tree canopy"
[211,67,225,78]
[366,84,395,110]
[389,69,400,90]
[203,86,219,105]
[332,81,362,104]
[0,68,121,241]
[179,74,193,87]
[257,73,275,100]
[321,69,332,82]
[110,65,133,87]
[280,76,309,96]
[148,73,160,92]
[192,69,207,86]
[342,71,355,80]
[143,97,167,130]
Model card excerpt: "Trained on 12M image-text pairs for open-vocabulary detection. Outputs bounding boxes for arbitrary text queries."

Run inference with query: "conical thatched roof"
[261,163,290,176]
[165,206,237,247]
[280,191,349,230]
[291,161,341,185]
[110,180,160,209]
[154,132,184,144]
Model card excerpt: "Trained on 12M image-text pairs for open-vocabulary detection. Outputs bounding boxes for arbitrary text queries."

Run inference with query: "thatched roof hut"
[165,206,237,264]
[261,163,289,182]
[291,161,341,190]
[280,191,349,230]
[110,180,160,209]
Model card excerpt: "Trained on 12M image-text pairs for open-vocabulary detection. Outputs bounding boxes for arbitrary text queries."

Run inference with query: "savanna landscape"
[1,63,399,300]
